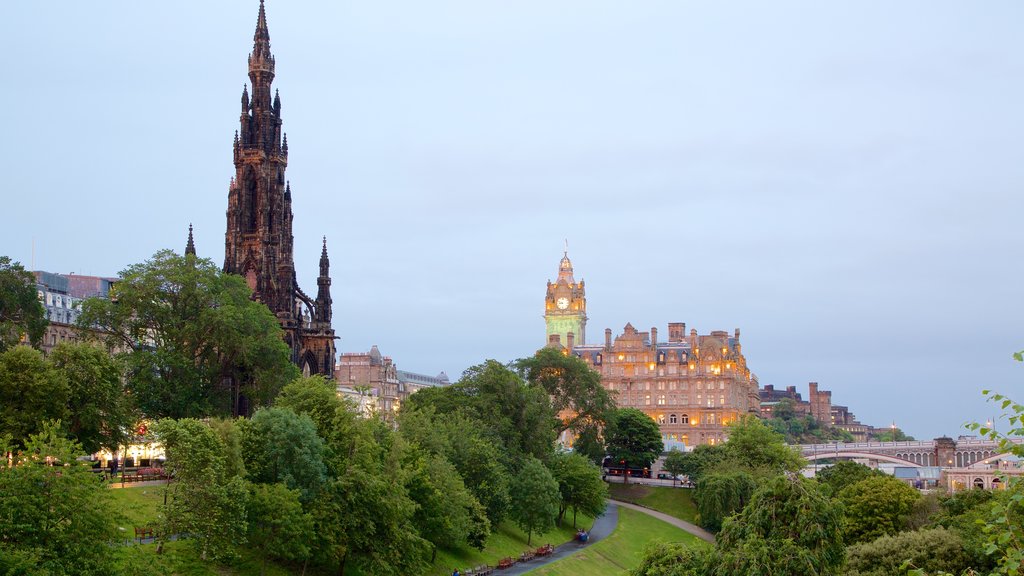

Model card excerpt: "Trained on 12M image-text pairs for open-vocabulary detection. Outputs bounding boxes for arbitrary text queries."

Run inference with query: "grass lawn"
[106,484,595,575]
[525,507,707,576]
[108,484,168,534]
[607,484,698,524]
[428,515,595,576]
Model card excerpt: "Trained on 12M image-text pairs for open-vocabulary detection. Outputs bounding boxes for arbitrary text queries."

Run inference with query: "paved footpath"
[496,498,715,575]
[497,502,619,575]
[610,499,716,543]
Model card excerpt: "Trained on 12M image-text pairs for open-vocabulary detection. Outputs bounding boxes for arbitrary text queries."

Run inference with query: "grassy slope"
[109,486,595,575]
[525,507,706,576]
[607,484,699,524]
[428,514,596,576]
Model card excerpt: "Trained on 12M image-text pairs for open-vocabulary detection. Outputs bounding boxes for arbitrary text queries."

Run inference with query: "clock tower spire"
[545,248,587,348]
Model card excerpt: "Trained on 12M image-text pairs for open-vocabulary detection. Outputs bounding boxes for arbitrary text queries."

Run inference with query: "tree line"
[0,251,618,575]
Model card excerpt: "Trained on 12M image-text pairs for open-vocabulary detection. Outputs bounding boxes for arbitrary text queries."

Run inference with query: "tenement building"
[221,1,335,377]
[544,253,760,447]
[32,272,117,353]
[335,345,450,418]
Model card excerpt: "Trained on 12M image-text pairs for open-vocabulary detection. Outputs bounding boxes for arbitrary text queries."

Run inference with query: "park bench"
[535,543,554,556]
[496,557,515,569]
[133,526,154,542]
[519,550,536,562]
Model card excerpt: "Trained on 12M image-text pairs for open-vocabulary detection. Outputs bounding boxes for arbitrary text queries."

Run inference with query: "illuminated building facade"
[572,323,760,446]
[544,252,587,347]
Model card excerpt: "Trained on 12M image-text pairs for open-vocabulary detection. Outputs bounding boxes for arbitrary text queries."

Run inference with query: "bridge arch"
[804,451,921,467]
[967,452,1016,468]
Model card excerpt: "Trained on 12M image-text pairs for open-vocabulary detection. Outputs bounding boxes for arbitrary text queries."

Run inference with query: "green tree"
[671,443,727,484]
[155,418,248,561]
[571,422,607,466]
[662,448,689,486]
[275,374,347,439]
[549,451,608,528]
[406,360,558,463]
[845,527,970,576]
[49,341,134,454]
[509,456,561,545]
[77,250,298,419]
[630,541,712,576]
[405,410,514,527]
[714,475,846,575]
[605,408,664,483]
[815,461,884,495]
[838,474,920,544]
[241,407,326,501]
[871,427,915,442]
[0,346,69,449]
[722,414,804,473]
[246,483,314,576]
[208,417,246,479]
[0,421,115,575]
[406,453,490,560]
[694,468,757,532]
[312,419,429,575]
[515,347,615,435]
[0,256,47,351]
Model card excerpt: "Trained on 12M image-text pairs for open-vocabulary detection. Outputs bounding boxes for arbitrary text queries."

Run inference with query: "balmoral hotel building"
[545,252,760,447]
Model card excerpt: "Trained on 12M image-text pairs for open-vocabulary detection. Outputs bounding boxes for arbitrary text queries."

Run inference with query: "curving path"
[498,497,715,575]
[609,499,715,543]
[498,502,619,575]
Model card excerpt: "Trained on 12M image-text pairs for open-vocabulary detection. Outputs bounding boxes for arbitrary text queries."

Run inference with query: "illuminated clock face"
[556,297,569,310]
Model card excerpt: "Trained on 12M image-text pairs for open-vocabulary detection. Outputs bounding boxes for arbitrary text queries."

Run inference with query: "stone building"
[544,251,587,347]
[758,381,870,441]
[335,345,450,417]
[571,323,760,447]
[221,1,335,378]
[543,252,760,447]
[32,271,117,354]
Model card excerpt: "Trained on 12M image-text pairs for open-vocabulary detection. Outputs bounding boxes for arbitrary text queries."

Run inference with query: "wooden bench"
[497,557,516,569]
[535,543,554,556]
[133,526,154,542]
[519,550,536,562]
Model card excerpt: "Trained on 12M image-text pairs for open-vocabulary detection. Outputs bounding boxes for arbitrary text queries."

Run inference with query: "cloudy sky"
[3,1,1022,440]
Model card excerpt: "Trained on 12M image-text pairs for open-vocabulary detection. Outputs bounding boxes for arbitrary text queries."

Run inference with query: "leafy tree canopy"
[0,346,69,449]
[515,347,615,434]
[838,474,920,544]
[0,421,115,575]
[49,342,134,454]
[605,407,664,474]
[77,250,298,419]
[241,406,327,502]
[0,256,47,352]
[815,461,885,496]
[715,475,846,575]
[509,456,561,545]
[549,450,608,528]
[722,414,804,473]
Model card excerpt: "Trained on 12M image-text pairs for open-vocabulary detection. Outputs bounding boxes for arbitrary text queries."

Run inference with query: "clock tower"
[545,251,587,348]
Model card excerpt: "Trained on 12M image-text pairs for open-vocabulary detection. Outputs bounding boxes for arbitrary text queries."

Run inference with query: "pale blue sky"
[3,1,1022,439]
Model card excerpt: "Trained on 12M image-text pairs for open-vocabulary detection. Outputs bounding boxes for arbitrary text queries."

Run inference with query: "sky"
[2,1,1022,440]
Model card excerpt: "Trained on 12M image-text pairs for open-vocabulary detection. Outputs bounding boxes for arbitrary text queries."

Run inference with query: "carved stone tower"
[224,0,335,379]
[544,250,587,348]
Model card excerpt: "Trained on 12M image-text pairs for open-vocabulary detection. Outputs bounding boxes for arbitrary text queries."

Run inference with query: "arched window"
[669,414,678,425]
[974,478,985,489]
[680,413,689,424]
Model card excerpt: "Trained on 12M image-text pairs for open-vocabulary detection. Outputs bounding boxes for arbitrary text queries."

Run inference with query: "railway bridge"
[796,437,1022,468]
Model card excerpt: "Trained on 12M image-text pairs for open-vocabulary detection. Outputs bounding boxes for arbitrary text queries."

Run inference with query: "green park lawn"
[525,507,706,576]
[607,483,699,524]
[107,485,596,576]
